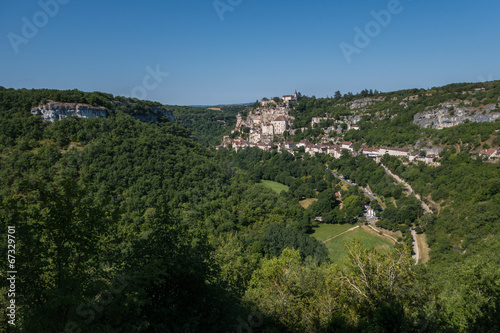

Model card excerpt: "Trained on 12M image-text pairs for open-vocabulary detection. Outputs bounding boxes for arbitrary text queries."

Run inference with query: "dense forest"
[0,88,499,332]
[171,105,246,146]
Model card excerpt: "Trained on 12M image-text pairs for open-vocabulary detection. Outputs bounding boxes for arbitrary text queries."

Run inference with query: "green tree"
[120,211,242,332]
[1,177,112,332]
[342,195,363,222]
[339,240,425,332]
[211,233,260,295]
[244,248,349,332]
[262,224,329,262]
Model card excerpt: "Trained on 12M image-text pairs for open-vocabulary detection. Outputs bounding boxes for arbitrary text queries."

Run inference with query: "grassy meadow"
[311,224,394,263]
[260,180,289,194]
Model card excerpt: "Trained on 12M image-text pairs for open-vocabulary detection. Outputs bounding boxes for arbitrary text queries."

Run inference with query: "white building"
[282,91,298,104]
[479,149,498,159]
[386,147,410,157]
[330,147,343,159]
[342,142,354,151]
[362,148,380,158]
[261,98,273,106]
[271,116,288,135]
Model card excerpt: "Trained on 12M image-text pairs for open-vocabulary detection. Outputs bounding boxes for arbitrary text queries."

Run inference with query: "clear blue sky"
[1,0,499,105]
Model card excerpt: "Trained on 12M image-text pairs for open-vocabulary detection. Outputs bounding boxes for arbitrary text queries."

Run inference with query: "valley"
[0,85,499,332]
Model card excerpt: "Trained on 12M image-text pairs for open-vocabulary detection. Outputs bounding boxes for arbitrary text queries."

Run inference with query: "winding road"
[380,164,433,214]
[379,163,433,264]
[326,167,379,202]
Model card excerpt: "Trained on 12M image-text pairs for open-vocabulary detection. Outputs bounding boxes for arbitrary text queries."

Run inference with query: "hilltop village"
[218,91,499,164]
[231,91,298,143]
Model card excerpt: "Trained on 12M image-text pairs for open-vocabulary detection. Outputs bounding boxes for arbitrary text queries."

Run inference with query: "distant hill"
[187,102,254,108]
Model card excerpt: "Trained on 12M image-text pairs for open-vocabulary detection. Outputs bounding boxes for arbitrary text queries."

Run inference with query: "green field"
[310,224,355,242]
[311,224,394,263]
[260,180,289,194]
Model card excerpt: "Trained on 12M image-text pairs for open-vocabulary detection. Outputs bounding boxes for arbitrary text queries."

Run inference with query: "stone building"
[272,116,288,135]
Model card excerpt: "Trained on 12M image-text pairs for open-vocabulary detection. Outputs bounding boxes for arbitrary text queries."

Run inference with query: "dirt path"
[322,226,359,243]
[365,224,398,243]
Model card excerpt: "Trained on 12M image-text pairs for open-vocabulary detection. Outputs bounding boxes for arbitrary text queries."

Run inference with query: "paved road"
[379,164,433,215]
[361,187,378,201]
[326,167,379,202]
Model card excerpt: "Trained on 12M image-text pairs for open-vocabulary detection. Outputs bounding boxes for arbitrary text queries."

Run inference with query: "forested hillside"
[0,88,499,332]
[171,104,245,146]
[0,87,241,147]
[290,81,500,149]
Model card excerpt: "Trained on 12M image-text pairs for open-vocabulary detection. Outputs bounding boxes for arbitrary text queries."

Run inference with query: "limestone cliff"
[31,101,174,123]
[31,101,107,122]
[413,104,500,129]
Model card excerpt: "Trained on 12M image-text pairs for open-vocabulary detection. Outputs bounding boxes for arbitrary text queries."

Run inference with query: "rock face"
[133,107,174,122]
[31,101,174,123]
[349,97,385,110]
[31,101,107,122]
[414,104,500,129]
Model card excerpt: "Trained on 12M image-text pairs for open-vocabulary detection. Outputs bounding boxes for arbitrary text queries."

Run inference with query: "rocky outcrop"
[31,101,107,122]
[133,107,174,122]
[341,114,362,125]
[31,101,174,123]
[414,104,500,129]
[349,97,386,110]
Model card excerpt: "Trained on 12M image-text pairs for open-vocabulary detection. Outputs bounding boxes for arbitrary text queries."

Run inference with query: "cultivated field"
[310,224,356,242]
